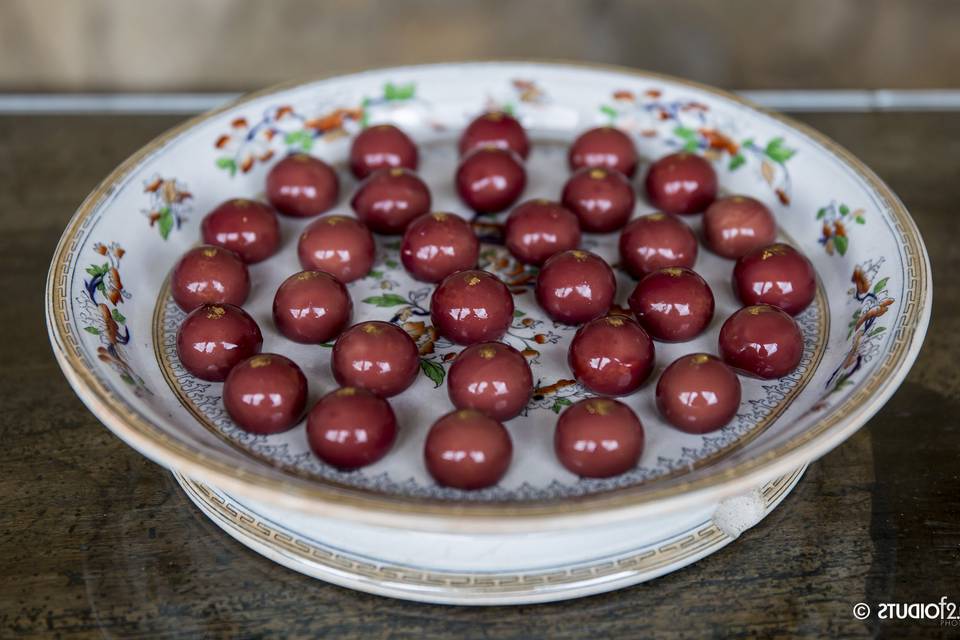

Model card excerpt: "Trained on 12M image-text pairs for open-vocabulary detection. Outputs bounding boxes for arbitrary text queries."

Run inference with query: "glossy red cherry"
[430,270,514,345]
[656,353,741,434]
[535,250,616,325]
[703,195,777,259]
[171,245,250,312]
[424,409,513,490]
[732,243,816,316]
[568,315,655,396]
[350,168,431,235]
[400,212,479,283]
[458,111,530,159]
[297,214,376,283]
[266,153,339,217]
[561,167,635,233]
[307,387,397,470]
[554,398,644,478]
[201,198,280,264]
[719,304,804,379]
[176,303,263,382]
[349,124,418,179]
[331,321,419,397]
[455,147,527,214]
[504,199,581,266]
[568,127,639,177]
[447,342,533,421]
[619,212,698,278]
[629,267,715,342]
[644,152,717,215]
[272,270,352,344]
[223,354,307,435]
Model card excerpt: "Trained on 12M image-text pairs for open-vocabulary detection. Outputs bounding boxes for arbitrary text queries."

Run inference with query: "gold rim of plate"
[175,466,805,601]
[46,61,931,530]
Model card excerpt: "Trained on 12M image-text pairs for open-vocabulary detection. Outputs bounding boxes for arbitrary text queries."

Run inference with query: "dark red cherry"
[656,354,741,434]
[349,124,418,180]
[171,245,250,312]
[619,212,698,278]
[644,152,717,215]
[504,199,581,266]
[703,195,777,259]
[458,111,530,159]
[719,304,803,379]
[307,387,397,469]
[297,214,375,283]
[266,152,339,217]
[732,243,816,315]
[561,167,635,233]
[629,267,714,342]
[400,212,479,283]
[176,303,263,382]
[554,398,644,478]
[350,168,431,235]
[568,127,639,177]
[455,147,527,214]
[430,270,514,345]
[223,354,307,435]
[535,250,616,325]
[568,315,655,396]
[201,198,280,264]
[424,409,512,490]
[331,321,419,397]
[447,342,533,421]
[272,270,352,344]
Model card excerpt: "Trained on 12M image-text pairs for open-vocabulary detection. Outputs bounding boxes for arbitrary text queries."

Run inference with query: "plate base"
[176,466,805,605]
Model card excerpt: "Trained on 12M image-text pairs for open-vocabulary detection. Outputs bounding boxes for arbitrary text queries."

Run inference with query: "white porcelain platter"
[47,63,929,596]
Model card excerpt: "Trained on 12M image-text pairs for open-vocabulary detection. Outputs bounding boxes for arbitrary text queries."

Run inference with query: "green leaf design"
[359,97,371,128]
[868,326,887,337]
[855,215,866,225]
[384,259,399,269]
[764,137,796,164]
[599,104,618,122]
[682,139,699,152]
[833,234,849,256]
[83,326,100,335]
[366,269,384,279]
[319,342,334,348]
[383,240,401,250]
[384,82,416,101]
[86,263,109,278]
[673,126,698,141]
[872,277,889,294]
[839,204,850,215]
[728,153,746,171]
[284,130,314,152]
[550,397,573,414]
[215,156,237,176]
[816,207,828,220]
[741,137,755,149]
[362,293,408,307]
[513,309,526,318]
[501,102,516,116]
[420,359,445,388]
[111,308,126,325]
[157,207,175,240]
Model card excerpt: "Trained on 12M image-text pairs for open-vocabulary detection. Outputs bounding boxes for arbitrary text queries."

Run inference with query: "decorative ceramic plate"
[47,62,930,541]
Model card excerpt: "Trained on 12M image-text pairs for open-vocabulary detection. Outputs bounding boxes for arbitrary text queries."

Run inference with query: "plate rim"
[45,60,932,532]
[175,466,806,605]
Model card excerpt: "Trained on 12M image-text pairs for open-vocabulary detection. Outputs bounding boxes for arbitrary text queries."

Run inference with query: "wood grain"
[0,113,957,638]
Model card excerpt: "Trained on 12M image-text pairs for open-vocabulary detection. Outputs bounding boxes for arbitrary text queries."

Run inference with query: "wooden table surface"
[1,111,957,639]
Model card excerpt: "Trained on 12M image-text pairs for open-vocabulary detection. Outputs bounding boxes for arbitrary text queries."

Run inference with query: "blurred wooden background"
[1,0,958,92]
